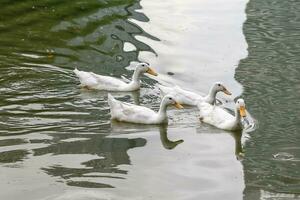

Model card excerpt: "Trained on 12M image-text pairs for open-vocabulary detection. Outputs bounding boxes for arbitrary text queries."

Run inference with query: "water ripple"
[237,0,300,195]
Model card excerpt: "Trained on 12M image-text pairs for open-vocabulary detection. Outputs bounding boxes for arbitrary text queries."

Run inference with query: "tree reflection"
[33,133,146,188]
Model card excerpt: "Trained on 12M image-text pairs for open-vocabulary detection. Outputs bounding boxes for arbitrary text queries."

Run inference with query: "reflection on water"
[237,0,300,197]
[0,0,154,193]
[111,122,184,150]
[0,149,29,163]
[36,133,146,188]
[159,124,184,150]
[0,0,289,199]
[0,130,147,189]
[230,131,244,161]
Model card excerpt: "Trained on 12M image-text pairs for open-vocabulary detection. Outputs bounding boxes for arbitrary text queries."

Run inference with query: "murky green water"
[237,0,300,198]
[0,0,299,199]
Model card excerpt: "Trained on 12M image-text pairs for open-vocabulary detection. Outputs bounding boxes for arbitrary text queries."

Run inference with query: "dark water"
[236,0,300,198]
[0,0,155,192]
[0,0,299,199]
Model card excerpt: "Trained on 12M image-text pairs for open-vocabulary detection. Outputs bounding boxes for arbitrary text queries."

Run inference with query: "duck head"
[212,82,232,95]
[163,95,184,109]
[136,62,158,76]
[236,98,247,118]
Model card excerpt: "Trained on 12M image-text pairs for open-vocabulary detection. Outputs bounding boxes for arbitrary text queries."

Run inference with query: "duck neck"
[234,107,241,124]
[129,70,141,88]
[205,87,217,104]
[131,69,142,84]
[158,102,168,120]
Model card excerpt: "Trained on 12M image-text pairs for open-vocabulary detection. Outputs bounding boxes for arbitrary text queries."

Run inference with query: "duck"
[108,93,183,124]
[74,63,157,91]
[198,98,247,131]
[158,82,231,106]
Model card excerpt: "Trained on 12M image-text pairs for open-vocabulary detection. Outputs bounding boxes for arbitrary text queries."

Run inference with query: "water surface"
[1,0,298,199]
[237,0,300,198]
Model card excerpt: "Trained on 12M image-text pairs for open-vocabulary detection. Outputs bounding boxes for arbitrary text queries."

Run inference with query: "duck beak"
[239,106,246,117]
[222,87,232,95]
[174,102,184,109]
[146,67,158,76]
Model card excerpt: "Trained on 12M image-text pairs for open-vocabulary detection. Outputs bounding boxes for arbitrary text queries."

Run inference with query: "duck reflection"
[111,121,184,150]
[229,131,244,160]
[159,124,184,150]
[195,124,245,160]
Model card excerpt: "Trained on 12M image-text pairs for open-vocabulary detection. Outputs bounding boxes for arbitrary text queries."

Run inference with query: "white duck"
[198,98,247,131]
[158,82,231,106]
[74,63,157,91]
[108,93,183,124]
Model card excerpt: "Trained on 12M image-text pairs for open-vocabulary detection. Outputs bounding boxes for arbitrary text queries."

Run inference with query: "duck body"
[74,63,157,92]
[108,94,183,125]
[158,85,202,106]
[198,99,247,131]
[158,82,231,106]
[74,69,137,91]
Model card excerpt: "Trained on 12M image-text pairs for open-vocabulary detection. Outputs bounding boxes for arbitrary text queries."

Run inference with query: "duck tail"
[157,84,168,96]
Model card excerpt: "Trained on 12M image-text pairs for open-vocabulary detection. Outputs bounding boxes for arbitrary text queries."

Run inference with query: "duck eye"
[168,97,172,100]
[218,84,221,86]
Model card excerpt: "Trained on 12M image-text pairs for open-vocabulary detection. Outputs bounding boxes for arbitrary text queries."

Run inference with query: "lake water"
[0,0,299,199]
[237,0,300,198]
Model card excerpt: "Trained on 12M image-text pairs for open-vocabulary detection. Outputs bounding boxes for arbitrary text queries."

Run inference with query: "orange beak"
[174,102,184,109]
[239,106,246,117]
[146,67,158,76]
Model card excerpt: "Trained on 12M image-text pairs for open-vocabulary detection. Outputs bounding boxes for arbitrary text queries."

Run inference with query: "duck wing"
[108,94,156,123]
[90,72,127,90]
[158,84,202,105]
[158,85,175,96]
[74,68,98,86]
[199,102,234,126]
[173,86,203,105]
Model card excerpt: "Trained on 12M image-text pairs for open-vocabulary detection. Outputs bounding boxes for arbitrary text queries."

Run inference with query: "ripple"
[0,7,155,191]
[273,152,295,161]
[237,0,300,195]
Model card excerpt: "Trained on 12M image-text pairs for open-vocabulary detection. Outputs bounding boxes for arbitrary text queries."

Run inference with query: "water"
[236,0,300,198]
[0,0,299,199]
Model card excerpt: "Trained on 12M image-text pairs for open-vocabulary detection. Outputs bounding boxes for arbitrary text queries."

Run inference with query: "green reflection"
[237,0,300,196]
[0,149,29,163]
[0,138,28,147]
[0,0,155,189]
[35,133,146,188]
